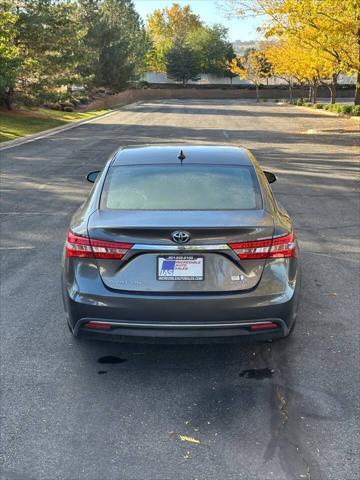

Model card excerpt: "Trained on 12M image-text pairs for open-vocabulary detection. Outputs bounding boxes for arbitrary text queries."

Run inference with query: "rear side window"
[100,164,262,210]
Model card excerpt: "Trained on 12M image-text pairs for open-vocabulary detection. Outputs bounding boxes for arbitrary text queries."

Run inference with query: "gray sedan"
[62,145,300,341]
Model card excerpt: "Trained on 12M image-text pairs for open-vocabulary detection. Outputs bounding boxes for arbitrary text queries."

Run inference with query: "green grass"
[0,107,111,142]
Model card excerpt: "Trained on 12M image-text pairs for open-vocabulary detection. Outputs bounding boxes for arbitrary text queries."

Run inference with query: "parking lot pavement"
[1,99,359,480]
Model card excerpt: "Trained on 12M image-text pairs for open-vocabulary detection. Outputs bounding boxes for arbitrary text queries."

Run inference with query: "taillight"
[229,232,296,260]
[65,231,133,259]
[228,238,272,259]
[90,238,133,259]
[65,231,93,257]
[269,233,296,258]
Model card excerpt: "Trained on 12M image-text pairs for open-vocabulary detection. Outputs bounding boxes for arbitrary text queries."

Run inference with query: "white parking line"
[0,246,35,250]
[222,131,230,139]
[0,212,69,215]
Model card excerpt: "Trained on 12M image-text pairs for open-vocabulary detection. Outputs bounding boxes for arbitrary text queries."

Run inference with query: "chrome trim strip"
[132,243,230,251]
[85,320,278,329]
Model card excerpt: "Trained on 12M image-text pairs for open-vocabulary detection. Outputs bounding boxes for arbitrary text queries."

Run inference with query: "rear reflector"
[229,233,296,260]
[83,322,112,330]
[250,322,279,331]
[65,231,133,259]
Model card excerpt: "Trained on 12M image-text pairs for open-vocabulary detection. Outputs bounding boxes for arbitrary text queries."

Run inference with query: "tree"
[265,38,344,104]
[222,0,360,104]
[79,0,148,90]
[165,40,200,86]
[96,0,148,89]
[187,25,236,76]
[0,0,150,106]
[146,3,202,71]
[0,9,22,109]
[265,40,302,102]
[228,49,271,101]
[15,0,85,96]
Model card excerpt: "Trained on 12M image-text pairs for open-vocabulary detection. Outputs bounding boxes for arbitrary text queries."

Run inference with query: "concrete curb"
[288,103,359,121]
[0,104,138,151]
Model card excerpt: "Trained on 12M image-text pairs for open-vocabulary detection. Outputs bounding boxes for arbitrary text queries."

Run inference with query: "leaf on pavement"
[178,434,201,444]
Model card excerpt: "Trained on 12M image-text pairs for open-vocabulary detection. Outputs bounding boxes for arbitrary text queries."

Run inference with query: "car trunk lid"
[87,210,274,293]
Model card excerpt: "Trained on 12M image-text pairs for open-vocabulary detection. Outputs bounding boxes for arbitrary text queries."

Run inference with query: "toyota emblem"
[171,231,190,244]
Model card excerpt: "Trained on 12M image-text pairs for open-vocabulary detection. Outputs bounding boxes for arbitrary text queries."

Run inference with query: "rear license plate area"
[157,255,204,281]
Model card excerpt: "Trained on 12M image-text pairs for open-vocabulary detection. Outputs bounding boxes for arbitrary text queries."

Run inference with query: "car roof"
[112,145,253,166]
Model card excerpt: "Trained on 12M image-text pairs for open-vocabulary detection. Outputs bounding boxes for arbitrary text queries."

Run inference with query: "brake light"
[65,231,93,257]
[229,233,296,260]
[269,233,296,258]
[90,238,133,259]
[65,231,133,259]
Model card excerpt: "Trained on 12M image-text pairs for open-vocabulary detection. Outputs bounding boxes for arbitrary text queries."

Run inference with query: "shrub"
[303,102,312,107]
[315,103,323,109]
[48,102,61,110]
[15,94,38,107]
[61,101,74,108]
[63,106,74,112]
[323,104,331,110]
[296,99,304,106]
[70,98,80,106]
[351,105,360,116]
[78,96,90,104]
[137,80,150,89]
[341,105,352,114]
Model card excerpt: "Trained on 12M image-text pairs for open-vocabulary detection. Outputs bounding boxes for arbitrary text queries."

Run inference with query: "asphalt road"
[1,100,359,480]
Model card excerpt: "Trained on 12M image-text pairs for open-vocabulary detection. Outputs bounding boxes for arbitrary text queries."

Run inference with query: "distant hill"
[232,40,260,55]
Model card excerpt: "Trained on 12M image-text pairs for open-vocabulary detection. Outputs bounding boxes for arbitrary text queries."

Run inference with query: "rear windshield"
[100,164,262,210]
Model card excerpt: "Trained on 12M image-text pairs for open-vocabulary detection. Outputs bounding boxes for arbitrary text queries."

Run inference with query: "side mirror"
[263,171,277,184]
[86,170,100,183]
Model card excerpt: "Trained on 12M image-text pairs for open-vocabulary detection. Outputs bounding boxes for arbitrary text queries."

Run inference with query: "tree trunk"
[328,73,338,104]
[299,84,305,101]
[355,70,360,105]
[3,88,14,111]
[288,83,293,103]
[311,81,318,104]
[308,85,312,101]
[255,84,259,102]
[328,84,337,104]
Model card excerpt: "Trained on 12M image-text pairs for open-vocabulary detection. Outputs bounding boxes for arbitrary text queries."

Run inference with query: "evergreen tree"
[165,40,201,86]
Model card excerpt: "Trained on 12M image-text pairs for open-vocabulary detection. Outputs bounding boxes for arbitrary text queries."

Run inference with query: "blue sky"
[133,0,264,41]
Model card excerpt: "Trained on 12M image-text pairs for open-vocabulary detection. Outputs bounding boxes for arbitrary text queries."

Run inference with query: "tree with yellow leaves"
[228,49,271,101]
[146,3,202,71]
[223,0,360,104]
[265,38,342,103]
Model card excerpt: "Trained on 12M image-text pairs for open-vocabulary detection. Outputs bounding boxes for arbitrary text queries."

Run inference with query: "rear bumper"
[73,317,289,342]
[62,262,300,341]
[63,255,300,340]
